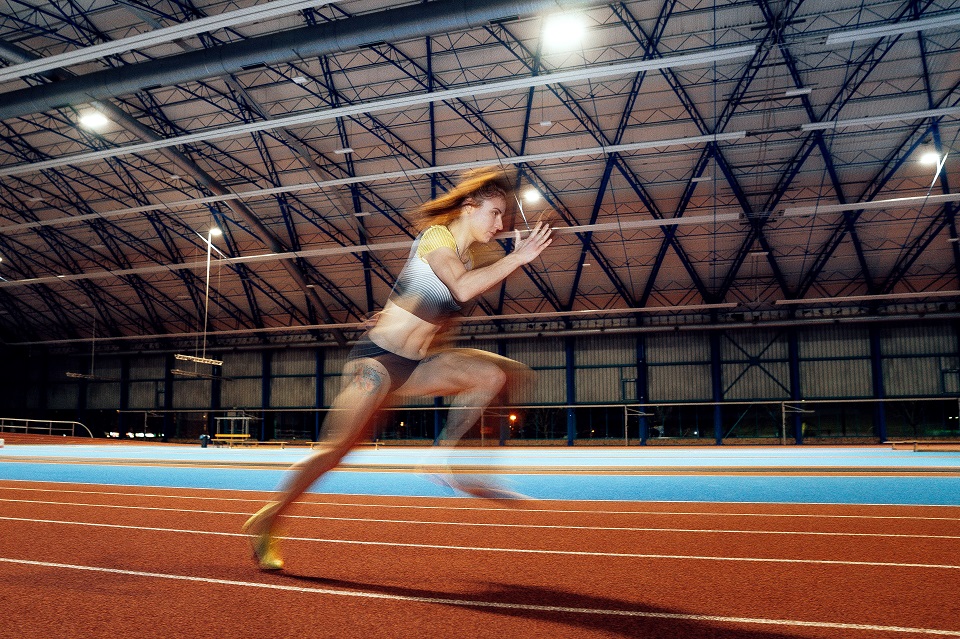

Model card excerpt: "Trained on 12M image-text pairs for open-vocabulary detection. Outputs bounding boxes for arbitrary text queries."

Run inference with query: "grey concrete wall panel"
[722,362,790,401]
[649,363,712,401]
[86,381,121,409]
[221,351,262,377]
[647,333,711,364]
[271,376,315,407]
[221,377,262,408]
[800,360,871,398]
[271,349,315,375]
[172,379,211,409]
[799,326,870,358]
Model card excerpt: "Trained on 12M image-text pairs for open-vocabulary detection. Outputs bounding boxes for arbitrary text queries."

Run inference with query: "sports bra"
[388,225,470,324]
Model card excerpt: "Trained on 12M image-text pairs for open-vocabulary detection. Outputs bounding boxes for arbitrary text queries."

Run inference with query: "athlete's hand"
[359,311,381,329]
[512,221,553,265]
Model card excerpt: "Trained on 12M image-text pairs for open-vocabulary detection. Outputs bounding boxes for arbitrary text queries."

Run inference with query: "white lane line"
[1,485,958,521]
[1,516,959,570]
[3,498,960,540]
[1,556,958,636]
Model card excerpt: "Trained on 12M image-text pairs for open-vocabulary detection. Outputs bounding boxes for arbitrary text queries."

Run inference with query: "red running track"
[1,479,959,638]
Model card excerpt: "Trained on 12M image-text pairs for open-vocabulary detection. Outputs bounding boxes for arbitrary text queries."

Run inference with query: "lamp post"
[202,227,222,361]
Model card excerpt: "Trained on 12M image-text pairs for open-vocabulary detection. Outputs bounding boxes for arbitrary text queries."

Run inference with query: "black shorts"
[347,336,422,392]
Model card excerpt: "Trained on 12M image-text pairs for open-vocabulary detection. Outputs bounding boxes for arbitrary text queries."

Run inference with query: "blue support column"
[39,350,50,418]
[209,363,222,438]
[433,396,443,445]
[636,335,649,445]
[118,356,130,438]
[710,332,723,445]
[869,326,888,441]
[76,377,89,433]
[261,350,272,442]
[788,328,803,444]
[565,337,576,446]
[498,339,508,446]
[163,353,174,438]
[315,348,325,442]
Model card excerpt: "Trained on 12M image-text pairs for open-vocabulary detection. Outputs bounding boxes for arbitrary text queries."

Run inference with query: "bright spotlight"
[522,188,542,204]
[543,14,586,50]
[920,150,941,166]
[78,111,110,130]
[209,227,223,237]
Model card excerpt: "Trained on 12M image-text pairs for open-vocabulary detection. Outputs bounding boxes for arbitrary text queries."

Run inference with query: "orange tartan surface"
[1,479,959,638]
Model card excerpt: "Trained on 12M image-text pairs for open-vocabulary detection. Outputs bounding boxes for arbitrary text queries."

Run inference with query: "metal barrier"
[0,417,93,438]
[114,396,960,445]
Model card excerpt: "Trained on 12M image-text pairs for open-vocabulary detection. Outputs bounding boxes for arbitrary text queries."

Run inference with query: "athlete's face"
[467,195,506,243]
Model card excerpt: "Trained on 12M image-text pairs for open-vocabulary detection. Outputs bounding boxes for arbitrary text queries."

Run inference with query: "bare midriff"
[367,300,443,360]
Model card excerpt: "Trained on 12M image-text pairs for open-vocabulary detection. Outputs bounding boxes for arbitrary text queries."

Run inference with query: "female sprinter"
[242,166,553,570]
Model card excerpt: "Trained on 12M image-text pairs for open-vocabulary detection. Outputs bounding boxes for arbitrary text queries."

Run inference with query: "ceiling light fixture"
[800,106,960,132]
[824,11,960,45]
[776,290,960,305]
[782,192,960,217]
[78,111,110,130]
[174,353,223,366]
[801,105,960,133]
[919,150,941,166]
[543,14,587,50]
[0,0,331,84]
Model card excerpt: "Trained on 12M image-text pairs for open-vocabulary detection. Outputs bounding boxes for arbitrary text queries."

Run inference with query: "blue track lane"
[2,444,960,505]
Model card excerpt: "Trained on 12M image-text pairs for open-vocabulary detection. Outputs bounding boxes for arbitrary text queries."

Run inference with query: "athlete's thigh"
[337,356,394,398]
[394,349,502,397]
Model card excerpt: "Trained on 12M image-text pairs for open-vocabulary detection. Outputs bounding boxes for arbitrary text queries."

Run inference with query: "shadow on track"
[276,572,805,639]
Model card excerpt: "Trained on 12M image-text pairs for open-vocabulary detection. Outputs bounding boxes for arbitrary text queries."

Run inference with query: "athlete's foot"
[448,476,530,504]
[242,502,285,570]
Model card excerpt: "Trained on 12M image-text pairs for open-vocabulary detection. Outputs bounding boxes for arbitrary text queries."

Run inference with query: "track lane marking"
[1,485,958,521]
[1,516,959,569]
[0,556,958,636]
[2,499,959,540]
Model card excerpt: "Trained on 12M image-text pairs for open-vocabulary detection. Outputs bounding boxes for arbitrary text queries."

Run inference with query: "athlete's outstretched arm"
[426,222,552,302]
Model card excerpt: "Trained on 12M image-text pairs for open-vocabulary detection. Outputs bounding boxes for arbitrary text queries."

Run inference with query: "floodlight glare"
[522,188,541,204]
[920,151,941,166]
[543,14,586,49]
[78,112,110,130]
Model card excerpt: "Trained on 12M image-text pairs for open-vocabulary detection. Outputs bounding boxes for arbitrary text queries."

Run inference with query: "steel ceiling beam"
[0,36,351,343]
[0,45,757,178]
[0,0,329,84]
[0,0,608,122]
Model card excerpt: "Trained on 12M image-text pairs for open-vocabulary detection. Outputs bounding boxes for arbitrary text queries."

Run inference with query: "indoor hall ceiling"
[0,0,958,353]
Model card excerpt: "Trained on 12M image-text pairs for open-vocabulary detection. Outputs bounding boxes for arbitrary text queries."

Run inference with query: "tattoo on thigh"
[353,364,384,394]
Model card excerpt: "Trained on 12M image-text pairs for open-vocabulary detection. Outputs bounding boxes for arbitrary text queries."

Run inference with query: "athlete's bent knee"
[473,361,507,394]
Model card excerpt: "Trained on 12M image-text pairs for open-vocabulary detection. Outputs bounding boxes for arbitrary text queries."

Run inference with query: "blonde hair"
[415,165,518,231]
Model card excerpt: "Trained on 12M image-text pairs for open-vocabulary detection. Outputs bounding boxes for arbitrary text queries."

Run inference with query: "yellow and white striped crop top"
[388,225,469,324]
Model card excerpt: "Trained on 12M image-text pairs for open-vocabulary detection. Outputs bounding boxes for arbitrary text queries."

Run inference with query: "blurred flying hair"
[415,165,518,231]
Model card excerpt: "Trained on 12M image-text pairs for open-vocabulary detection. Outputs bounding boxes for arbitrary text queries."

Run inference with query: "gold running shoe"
[242,502,285,571]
